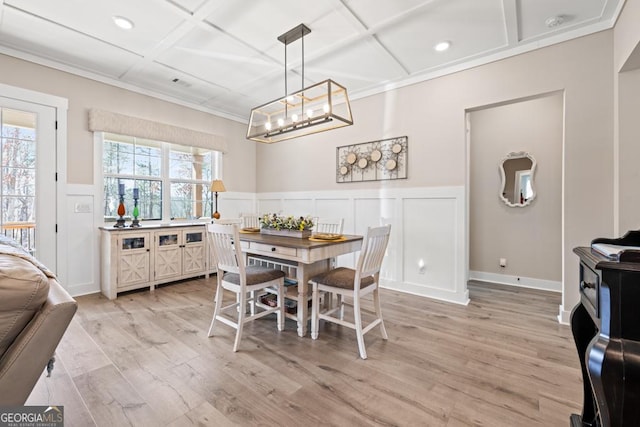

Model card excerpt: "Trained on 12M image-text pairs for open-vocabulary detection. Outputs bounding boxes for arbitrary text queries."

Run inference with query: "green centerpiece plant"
[260,214,314,238]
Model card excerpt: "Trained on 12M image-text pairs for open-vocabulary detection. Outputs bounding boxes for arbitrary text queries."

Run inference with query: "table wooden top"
[238,232,362,249]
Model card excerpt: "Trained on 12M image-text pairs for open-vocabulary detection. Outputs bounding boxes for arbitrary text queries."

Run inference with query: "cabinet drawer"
[250,242,297,257]
[580,262,599,319]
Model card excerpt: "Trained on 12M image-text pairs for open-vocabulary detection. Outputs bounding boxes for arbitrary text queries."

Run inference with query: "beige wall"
[0,54,256,192]
[615,0,640,234]
[469,94,563,282]
[618,69,640,232]
[257,31,614,314]
[614,0,640,71]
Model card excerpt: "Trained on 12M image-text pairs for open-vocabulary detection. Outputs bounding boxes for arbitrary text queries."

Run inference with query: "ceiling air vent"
[171,78,192,88]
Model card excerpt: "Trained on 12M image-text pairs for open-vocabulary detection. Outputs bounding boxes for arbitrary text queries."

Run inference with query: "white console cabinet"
[100,224,209,299]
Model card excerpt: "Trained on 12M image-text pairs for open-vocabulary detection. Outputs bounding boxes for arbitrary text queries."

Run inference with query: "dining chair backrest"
[355,225,391,280]
[240,213,260,229]
[314,218,344,234]
[214,218,242,225]
[207,223,245,279]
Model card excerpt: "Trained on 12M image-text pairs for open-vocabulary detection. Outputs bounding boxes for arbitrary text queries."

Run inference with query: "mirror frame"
[499,151,537,208]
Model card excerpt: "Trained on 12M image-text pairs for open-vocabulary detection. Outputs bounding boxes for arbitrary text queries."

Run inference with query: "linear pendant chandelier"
[247,24,353,143]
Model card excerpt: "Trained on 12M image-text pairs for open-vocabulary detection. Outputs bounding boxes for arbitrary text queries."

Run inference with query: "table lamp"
[210,180,226,219]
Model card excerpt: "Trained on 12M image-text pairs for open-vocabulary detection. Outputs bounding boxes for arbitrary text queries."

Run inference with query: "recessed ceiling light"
[113,16,134,30]
[434,41,451,52]
[545,15,565,28]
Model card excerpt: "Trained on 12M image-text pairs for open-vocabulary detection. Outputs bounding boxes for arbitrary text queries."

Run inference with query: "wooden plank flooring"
[26,278,582,426]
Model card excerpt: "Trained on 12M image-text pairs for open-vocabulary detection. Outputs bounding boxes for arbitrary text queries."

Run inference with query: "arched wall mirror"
[499,151,536,207]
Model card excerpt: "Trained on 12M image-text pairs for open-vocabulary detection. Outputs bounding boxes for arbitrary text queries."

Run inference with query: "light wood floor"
[27,278,582,426]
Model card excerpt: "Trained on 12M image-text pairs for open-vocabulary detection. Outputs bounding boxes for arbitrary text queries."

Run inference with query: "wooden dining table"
[237,232,363,337]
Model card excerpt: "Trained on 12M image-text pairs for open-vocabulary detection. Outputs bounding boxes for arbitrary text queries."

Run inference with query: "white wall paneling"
[216,192,257,218]
[257,186,469,305]
[71,184,467,303]
[66,184,99,296]
[283,199,315,217]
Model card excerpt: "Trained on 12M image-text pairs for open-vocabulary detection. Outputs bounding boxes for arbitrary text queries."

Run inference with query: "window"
[169,144,214,220]
[102,133,220,222]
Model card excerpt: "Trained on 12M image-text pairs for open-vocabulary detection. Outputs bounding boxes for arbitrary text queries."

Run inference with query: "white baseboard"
[67,283,100,298]
[469,270,561,293]
[557,304,571,325]
[381,279,470,306]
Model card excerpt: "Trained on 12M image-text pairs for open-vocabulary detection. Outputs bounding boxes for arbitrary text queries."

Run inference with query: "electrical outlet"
[418,259,426,274]
[499,258,507,268]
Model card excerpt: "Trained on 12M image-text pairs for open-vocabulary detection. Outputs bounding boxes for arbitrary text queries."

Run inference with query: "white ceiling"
[0,0,625,123]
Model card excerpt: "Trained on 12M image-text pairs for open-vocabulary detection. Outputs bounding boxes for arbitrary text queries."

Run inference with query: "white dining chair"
[313,218,344,234]
[206,223,285,352]
[309,225,391,359]
[213,218,242,225]
[240,213,260,229]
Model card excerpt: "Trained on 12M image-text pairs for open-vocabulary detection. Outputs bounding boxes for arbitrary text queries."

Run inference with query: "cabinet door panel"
[118,232,151,288]
[155,231,182,280]
[183,244,205,274]
[156,245,182,280]
[119,251,150,287]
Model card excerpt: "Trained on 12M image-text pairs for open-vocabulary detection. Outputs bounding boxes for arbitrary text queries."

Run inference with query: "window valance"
[88,109,228,153]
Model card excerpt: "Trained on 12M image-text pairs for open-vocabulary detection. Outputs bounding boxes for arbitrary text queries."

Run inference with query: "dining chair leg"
[311,283,319,340]
[277,282,285,331]
[373,287,388,340]
[233,292,246,352]
[250,290,256,315]
[208,282,224,337]
[337,294,344,320]
[353,293,367,359]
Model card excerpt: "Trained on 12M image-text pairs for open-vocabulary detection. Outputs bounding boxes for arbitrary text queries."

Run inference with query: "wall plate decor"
[336,136,408,183]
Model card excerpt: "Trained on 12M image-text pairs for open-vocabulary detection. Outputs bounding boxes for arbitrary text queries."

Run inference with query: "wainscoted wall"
[72,187,467,305]
[216,192,259,219]
[66,184,99,296]
[256,186,469,305]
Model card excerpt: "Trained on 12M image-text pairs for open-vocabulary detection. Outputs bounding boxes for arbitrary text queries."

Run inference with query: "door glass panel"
[186,232,202,243]
[1,108,37,255]
[122,237,145,250]
[158,234,179,246]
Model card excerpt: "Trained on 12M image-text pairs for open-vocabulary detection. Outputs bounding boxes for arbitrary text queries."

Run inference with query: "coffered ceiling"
[0,0,624,122]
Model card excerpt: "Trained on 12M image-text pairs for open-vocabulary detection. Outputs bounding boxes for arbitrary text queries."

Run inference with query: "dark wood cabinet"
[572,232,640,426]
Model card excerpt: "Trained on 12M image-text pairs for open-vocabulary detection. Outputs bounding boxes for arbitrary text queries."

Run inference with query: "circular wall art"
[336,136,407,183]
[371,149,382,162]
[385,159,397,170]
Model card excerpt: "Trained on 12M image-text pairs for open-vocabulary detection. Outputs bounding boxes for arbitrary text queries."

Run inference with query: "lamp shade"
[210,180,226,192]
[247,79,353,143]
